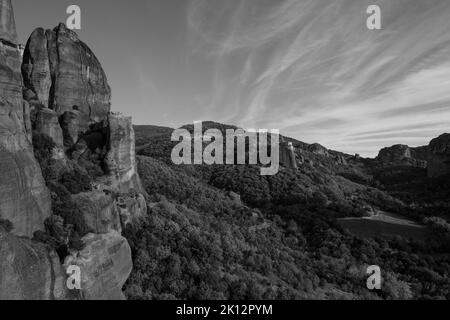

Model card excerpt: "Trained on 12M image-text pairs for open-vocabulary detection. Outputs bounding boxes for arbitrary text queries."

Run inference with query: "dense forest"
[119,125,450,300]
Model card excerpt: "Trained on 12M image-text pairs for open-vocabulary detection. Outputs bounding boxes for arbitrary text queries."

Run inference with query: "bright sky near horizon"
[13,0,450,156]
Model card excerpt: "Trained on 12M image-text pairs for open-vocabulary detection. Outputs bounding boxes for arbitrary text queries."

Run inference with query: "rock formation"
[280,141,298,169]
[0,0,17,45]
[22,23,111,124]
[1,0,145,300]
[34,107,64,148]
[105,112,143,193]
[73,191,122,234]
[377,144,427,168]
[64,231,132,300]
[0,227,67,300]
[0,0,51,237]
[308,143,329,157]
[428,133,450,178]
[116,192,147,226]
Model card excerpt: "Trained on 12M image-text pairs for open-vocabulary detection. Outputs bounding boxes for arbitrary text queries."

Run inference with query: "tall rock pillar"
[0,0,51,237]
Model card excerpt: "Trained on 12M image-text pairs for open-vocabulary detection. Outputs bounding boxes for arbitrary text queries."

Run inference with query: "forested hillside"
[122,125,450,300]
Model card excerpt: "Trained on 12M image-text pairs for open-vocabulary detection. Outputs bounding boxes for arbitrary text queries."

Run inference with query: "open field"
[338,212,430,241]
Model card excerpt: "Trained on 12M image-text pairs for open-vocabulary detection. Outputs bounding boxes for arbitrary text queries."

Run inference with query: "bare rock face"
[73,191,122,234]
[428,133,450,178]
[0,0,17,45]
[0,0,51,237]
[0,227,67,300]
[64,231,132,300]
[22,23,111,124]
[106,113,143,193]
[308,143,329,157]
[35,108,64,147]
[22,28,51,108]
[116,192,147,226]
[377,144,427,168]
[60,110,87,148]
[280,141,298,169]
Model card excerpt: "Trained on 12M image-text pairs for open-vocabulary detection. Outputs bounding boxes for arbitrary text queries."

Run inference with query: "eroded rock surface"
[73,191,121,234]
[428,133,450,178]
[0,0,51,237]
[0,227,67,300]
[64,231,132,300]
[22,23,111,123]
[106,113,143,193]
[34,108,64,147]
[116,192,147,226]
[0,0,17,44]
[308,143,329,157]
[377,144,427,168]
[280,141,298,169]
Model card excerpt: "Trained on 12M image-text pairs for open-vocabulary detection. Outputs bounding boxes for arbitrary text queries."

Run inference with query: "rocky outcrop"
[428,133,450,178]
[73,191,122,234]
[1,2,143,299]
[34,108,64,147]
[280,141,298,169]
[377,144,427,168]
[0,227,67,300]
[0,0,51,237]
[60,110,89,149]
[105,112,143,193]
[116,192,147,226]
[0,0,17,45]
[64,231,132,300]
[22,23,111,124]
[21,28,51,108]
[308,143,329,157]
[411,145,428,162]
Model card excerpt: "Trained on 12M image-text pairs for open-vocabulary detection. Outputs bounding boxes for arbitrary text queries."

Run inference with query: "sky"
[12,0,450,157]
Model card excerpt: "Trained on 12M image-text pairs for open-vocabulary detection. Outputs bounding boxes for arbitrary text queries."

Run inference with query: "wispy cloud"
[187,0,450,156]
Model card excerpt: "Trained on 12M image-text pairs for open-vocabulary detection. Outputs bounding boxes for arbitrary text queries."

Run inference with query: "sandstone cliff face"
[2,0,143,300]
[0,0,51,237]
[105,113,143,193]
[428,133,450,178]
[0,0,17,44]
[377,144,427,168]
[22,23,111,124]
[64,231,132,300]
[0,227,67,300]
[35,108,64,148]
[73,191,122,234]
[280,141,298,169]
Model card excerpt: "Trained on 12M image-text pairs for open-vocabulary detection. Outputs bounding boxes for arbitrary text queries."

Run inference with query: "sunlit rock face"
[64,231,132,300]
[308,143,329,157]
[10,15,145,300]
[377,144,427,168]
[280,141,298,169]
[428,133,450,178]
[0,227,67,300]
[106,113,144,193]
[0,0,51,237]
[73,191,122,234]
[0,0,17,44]
[34,108,64,148]
[22,23,111,124]
[22,28,51,108]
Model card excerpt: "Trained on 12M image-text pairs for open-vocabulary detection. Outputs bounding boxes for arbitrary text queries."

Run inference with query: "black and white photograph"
[0,0,449,308]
